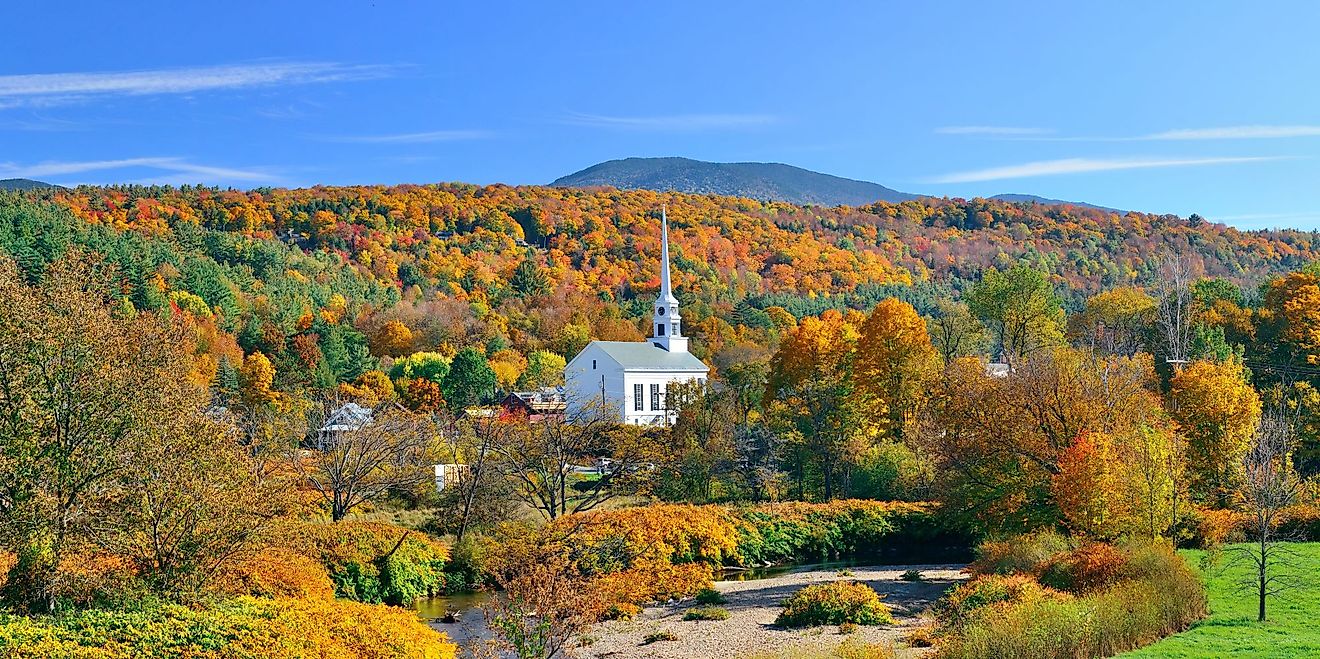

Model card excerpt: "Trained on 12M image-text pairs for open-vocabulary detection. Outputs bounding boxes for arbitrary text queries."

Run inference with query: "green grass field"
[1122,542,1320,658]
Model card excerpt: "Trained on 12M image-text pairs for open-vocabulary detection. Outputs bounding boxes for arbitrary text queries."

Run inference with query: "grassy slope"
[1123,543,1320,658]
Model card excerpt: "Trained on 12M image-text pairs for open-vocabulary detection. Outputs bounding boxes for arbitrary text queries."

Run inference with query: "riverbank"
[578,563,965,659]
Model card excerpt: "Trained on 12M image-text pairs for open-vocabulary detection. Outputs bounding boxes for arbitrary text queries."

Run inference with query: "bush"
[933,540,1207,658]
[215,549,336,600]
[694,587,726,604]
[933,574,1064,629]
[733,501,941,566]
[839,621,858,634]
[968,530,1072,576]
[899,569,923,582]
[775,582,893,627]
[683,605,730,621]
[642,630,679,644]
[299,522,449,605]
[1037,542,1129,593]
[0,596,457,659]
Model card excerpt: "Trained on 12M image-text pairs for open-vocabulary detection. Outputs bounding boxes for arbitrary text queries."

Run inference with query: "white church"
[564,208,709,425]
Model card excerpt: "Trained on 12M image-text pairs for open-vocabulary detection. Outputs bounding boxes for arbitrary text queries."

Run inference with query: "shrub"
[601,602,641,621]
[1037,542,1129,593]
[733,501,940,566]
[968,530,1072,576]
[299,522,449,605]
[0,596,457,659]
[694,587,726,604]
[215,549,336,600]
[904,624,938,647]
[899,569,923,582]
[775,582,893,627]
[933,574,1065,629]
[642,630,679,644]
[684,605,730,621]
[933,541,1207,659]
[839,621,858,634]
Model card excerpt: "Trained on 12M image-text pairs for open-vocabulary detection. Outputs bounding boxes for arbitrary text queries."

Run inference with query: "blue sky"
[4,1,1320,229]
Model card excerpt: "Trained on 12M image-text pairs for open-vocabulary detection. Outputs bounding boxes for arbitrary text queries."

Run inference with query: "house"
[500,387,567,421]
[434,463,469,492]
[564,207,710,425]
[315,400,405,449]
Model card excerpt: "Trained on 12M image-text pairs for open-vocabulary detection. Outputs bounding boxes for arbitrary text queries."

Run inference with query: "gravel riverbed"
[577,563,966,659]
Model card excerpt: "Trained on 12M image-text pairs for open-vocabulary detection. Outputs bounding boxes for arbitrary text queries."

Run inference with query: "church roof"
[590,341,709,372]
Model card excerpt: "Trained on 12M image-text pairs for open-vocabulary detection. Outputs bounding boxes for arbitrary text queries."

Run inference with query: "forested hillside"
[0,183,1315,400]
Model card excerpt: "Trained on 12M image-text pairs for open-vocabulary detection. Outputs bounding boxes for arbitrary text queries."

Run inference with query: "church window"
[592,360,596,370]
[658,323,666,336]
[634,384,643,411]
[672,321,679,335]
[650,383,660,410]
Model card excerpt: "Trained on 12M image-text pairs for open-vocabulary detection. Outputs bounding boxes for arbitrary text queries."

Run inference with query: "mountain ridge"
[0,179,57,191]
[552,157,920,206]
[553,157,1119,211]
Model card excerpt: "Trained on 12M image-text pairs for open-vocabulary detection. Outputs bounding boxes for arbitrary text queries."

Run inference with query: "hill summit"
[552,157,919,206]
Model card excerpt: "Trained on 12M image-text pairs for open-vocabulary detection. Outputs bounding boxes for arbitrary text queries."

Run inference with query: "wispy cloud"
[935,125,1053,136]
[948,124,1320,142]
[0,62,392,108]
[563,112,779,131]
[1213,211,1320,227]
[1142,125,1320,140]
[315,129,491,144]
[925,156,1286,184]
[0,157,281,184]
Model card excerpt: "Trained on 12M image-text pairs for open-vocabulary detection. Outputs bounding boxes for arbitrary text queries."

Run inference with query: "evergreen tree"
[443,348,497,411]
[510,257,549,298]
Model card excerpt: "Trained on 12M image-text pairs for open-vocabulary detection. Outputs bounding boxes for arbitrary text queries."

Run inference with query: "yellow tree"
[1068,287,1156,356]
[1169,358,1262,504]
[854,298,940,440]
[765,309,866,499]
[1259,271,1320,363]
[239,352,278,405]
[1116,422,1183,539]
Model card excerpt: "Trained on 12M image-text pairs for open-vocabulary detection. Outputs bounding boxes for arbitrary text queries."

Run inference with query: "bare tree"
[490,404,652,520]
[1155,253,1196,366]
[478,526,608,659]
[231,401,308,484]
[435,414,515,542]
[296,397,437,521]
[1232,411,1304,622]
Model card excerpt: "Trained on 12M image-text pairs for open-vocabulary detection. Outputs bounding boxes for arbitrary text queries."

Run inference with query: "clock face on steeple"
[657,307,665,315]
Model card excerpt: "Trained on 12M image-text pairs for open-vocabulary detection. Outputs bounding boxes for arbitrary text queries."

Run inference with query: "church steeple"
[651,205,687,353]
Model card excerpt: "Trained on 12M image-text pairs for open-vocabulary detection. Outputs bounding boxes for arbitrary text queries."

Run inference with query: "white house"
[564,207,709,425]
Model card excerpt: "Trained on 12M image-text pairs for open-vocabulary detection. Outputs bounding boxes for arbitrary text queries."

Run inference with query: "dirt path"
[578,564,966,659]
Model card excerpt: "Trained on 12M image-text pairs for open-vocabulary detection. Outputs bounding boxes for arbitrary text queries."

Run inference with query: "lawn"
[1122,542,1320,658]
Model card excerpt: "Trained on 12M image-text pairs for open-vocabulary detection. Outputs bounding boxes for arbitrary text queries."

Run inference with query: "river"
[413,557,887,644]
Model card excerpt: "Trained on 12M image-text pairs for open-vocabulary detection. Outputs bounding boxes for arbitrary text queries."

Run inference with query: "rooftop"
[590,340,709,372]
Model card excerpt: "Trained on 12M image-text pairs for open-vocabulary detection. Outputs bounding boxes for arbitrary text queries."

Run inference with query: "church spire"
[658,205,677,305]
[651,205,687,353]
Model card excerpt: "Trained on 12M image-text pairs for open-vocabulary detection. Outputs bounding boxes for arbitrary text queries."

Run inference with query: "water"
[413,591,494,646]
[716,557,875,582]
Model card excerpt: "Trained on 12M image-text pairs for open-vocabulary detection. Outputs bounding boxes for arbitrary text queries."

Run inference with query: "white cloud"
[0,62,391,107]
[1142,125,1320,140]
[935,126,1052,136]
[0,157,281,184]
[564,112,779,131]
[925,156,1285,184]
[317,129,491,144]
